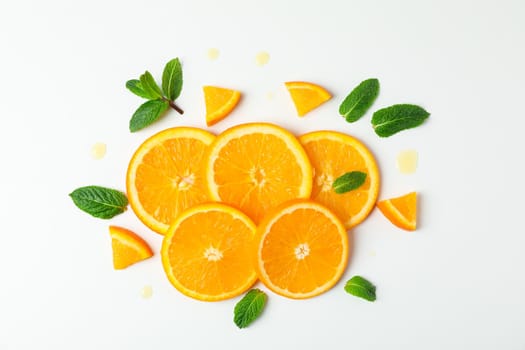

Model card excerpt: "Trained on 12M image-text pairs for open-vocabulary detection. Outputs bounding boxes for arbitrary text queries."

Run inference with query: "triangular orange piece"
[377,192,417,231]
[109,226,153,269]
[285,81,331,116]
[203,86,241,126]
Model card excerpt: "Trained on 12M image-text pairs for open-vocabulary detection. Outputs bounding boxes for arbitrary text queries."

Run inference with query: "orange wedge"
[127,127,215,234]
[161,203,257,301]
[284,81,332,116]
[203,86,241,126]
[206,122,312,224]
[255,199,349,299]
[299,131,380,229]
[377,192,417,231]
[109,226,153,270]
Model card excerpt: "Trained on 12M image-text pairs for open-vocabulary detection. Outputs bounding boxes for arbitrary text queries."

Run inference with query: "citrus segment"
[203,86,241,126]
[206,123,312,224]
[285,81,332,116]
[161,203,257,301]
[377,192,417,231]
[127,127,215,234]
[255,200,349,299]
[109,226,153,270]
[299,131,380,229]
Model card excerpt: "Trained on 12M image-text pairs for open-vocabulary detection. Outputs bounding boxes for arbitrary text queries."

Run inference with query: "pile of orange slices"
[118,81,417,301]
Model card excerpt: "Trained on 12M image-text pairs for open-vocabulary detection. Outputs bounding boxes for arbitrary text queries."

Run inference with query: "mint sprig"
[126,58,184,132]
[344,275,376,301]
[234,289,267,329]
[333,171,367,194]
[69,186,128,219]
[372,104,430,137]
[339,78,379,122]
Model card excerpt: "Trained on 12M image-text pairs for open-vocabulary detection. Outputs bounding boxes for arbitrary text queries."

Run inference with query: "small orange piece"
[127,127,215,234]
[109,226,153,270]
[203,86,241,126]
[284,81,332,116]
[299,131,380,229]
[206,123,312,224]
[255,199,349,299]
[161,203,257,301]
[377,192,417,231]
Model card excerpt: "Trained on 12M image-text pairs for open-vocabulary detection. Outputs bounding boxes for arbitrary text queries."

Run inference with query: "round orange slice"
[299,131,380,229]
[255,199,349,299]
[127,127,215,234]
[377,191,417,231]
[203,86,241,126]
[206,122,312,224]
[285,81,332,116]
[161,203,257,301]
[109,226,153,270]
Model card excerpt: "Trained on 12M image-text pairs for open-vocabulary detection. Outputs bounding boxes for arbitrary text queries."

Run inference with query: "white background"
[1,0,525,349]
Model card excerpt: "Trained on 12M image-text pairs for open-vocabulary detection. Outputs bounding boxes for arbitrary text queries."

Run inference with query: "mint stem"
[168,100,184,114]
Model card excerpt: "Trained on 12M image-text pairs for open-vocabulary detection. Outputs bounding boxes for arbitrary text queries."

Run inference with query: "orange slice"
[206,122,312,224]
[377,192,417,231]
[161,203,257,301]
[284,81,332,116]
[255,199,349,299]
[127,127,215,234]
[203,86,241,126]
[299,131,380,229]
[109,226,153,270]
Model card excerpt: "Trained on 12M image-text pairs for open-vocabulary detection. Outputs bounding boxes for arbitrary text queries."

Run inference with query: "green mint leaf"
[372,104,430,137]
[69,186,128,219]
[344,276,376,301]
[339,78,380,122]
[139,71,163,100]
[125,79,156,99]
[234,289,267,329]
[162,58,183,101]
[129,99,170,132]
[332,171,367,194]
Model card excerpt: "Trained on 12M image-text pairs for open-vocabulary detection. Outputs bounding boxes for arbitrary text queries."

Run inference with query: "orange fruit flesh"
[285,81,332,116]
[207,123,312,224]
[162,203,257,301]
[300,131,380,229]
[127,128,215,234]
[109,226,153,270]
[203,86,241,126]
[377,192,417,231]
[256,200,349,299]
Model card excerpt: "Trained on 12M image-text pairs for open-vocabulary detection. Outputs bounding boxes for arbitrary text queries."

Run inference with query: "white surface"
[1,0,525,349]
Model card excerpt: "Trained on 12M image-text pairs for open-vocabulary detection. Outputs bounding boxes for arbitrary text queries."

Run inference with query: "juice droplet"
[141,285,153,299]
[397,150,418,174]
[266,92,274,100]
[90,142,106,160]
[255,51,270,66]
[207,48,220,60]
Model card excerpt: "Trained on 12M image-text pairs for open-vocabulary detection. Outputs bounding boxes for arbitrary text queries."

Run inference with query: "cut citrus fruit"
[255,199,349,299]
[299,131,380,229]
[206,122,312,224]
[109,226,153,270]
[161,203,257,301]
[127,127,215,234]
[203,86,241,126]
[284,81,332,116]
[377,192,417,231]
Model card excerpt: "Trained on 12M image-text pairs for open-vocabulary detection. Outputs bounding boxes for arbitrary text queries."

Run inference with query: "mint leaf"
[125,79,156,99]
[129,99,170,132]
[162,58,183,101]
[332,171,367,194]
[344,276,376,301]
[234,289,267,329]
[139,71,163,100]
[69,186,128,219]
[339,78,380,122]
[372,104,430,137]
